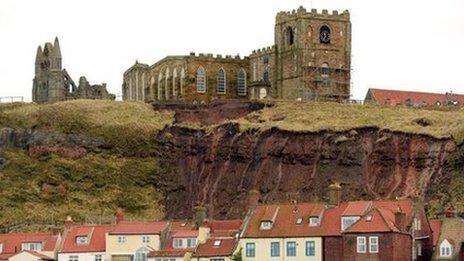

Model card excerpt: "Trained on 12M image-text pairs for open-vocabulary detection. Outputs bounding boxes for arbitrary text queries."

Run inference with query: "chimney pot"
[247,189,260,210]
[328,183,342,206]
[116,208,125,224]
[64,215,74,229]
[193,205,207,228]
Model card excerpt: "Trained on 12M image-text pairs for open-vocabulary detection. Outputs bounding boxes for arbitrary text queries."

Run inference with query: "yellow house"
[105,220,169,261]
[238,203,325,261]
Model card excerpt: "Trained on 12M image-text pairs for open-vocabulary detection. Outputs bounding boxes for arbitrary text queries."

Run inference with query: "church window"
[263,55,269,64]
[320,25,331,44]
[263,66,270,82]
[287,26,295,45]
[217,68,226,94]
[196,67,206,93]
[253,62,258,81]
[237,68,247,96]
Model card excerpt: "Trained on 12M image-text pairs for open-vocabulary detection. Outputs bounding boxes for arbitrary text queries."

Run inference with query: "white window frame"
[173,238,184,248]
[245,242,255,257]
[260,221,272,230]
[417,242,422,256]
[196,67,206,93]
[117,236,126,244]
[69,255,79,261]
[142,235,150,243]
[309,217,319,226]
[357,236,366,253]
[439,240,453,257]
[21,242,43,251]
[237,68,247,96]
[270,241,280,257]
[369,236,379,253]
[217,68,226,94]
[76,236,88,245]
[186,238,197,248]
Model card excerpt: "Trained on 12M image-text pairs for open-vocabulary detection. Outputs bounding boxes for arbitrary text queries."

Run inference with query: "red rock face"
[156,124,457,219]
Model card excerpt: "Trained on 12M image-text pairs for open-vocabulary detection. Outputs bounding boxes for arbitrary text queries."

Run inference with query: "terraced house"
[123,6,351,103]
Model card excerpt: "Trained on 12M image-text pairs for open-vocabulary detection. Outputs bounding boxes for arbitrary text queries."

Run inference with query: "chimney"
[247,189,260,210]
[395,207,406,231]
[193,205,207,229]
[64,216,74,230]
[445,206,457,218]
[328,183,342,206]
[50,227,61,236]
[115,208,125,224]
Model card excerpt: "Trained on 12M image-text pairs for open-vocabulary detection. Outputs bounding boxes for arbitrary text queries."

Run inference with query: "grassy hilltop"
[0,100,463,230]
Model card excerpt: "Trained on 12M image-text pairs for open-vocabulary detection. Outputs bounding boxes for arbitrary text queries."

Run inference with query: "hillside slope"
[1,100,463,230]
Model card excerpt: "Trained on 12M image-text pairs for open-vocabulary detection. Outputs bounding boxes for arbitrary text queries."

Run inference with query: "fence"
[0,96,24,103]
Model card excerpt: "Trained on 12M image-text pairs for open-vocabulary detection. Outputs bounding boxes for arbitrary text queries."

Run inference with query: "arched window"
[321,63,329,78]
[320,25,331,44]
[287,26,294,45]
[237,68,247,96]
[165,68,170,100]
[172,68,178,98]
[157,71,163,101]
[263,66,270,82]
[217,68,226,94]
[252,62,258,81]
[180,68,185,96]
[196,67,206,93]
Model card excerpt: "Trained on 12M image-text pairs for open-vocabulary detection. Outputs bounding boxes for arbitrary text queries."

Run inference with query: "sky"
[0,0,463,101]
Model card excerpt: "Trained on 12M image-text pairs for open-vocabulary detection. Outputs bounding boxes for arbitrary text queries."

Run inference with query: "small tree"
[231,247,242,261]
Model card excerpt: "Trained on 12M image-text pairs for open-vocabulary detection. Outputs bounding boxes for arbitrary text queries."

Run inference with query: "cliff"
[1,100,463,230]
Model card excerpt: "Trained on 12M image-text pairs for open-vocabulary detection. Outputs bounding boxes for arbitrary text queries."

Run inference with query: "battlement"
[188,52,247,61]
[276,6,350,22]
[250,46,276,56]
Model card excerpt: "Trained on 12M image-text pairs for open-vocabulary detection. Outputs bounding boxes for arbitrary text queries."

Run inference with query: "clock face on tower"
[320,25,331,44]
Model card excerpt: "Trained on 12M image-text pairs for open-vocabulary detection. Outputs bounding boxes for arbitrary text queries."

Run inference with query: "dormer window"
[21,242,43,251]
[366,215,373,221]
[213,240,221,247]
[296,218,303,225]
[76,236,88,245]
[260,221,273,230]
[341,216,360,231]
[309,217,319,226]
[440,240,453,257]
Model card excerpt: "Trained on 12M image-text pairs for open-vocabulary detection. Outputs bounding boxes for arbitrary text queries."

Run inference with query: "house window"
[286,241,296,257]
[414,218,421,230]
[270,242,280,257]
[196,67,206,93]
[135,247,149,261]
[21,242,43,251]
[369,236,379,253]
[187,238,197,248]
[69,256,79,261]
[306,241,315,256]
[417,243,422,256]
[309,217,319,226]
[142,236,150,243]
[117,236,126,244]
[213,240,221,247]
[94,255,102,261]
[260,221,272,230]
[357,237,366,253]
[263,55,270,64]
[173,238,184,248]
[245,242,255,257]
[237,68,247,96]
[342,216,360,230]
[217,68,226,94]
[76,236,88,245]
[440,240,453,257]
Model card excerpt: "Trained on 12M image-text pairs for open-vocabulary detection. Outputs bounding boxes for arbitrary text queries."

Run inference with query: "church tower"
[274,7,351,101]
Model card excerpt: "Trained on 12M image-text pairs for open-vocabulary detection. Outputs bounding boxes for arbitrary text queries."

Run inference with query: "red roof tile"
[344,208,398,233]
[109,221,168,235]
[0,232,59,255]
[148,249,191,258]
[242,203,326,238]
[60,224,112,253]
[342,201,371,216]
[430,219,442,247]
[367,88,464,106]
[194,238,237,257]
[171,230,198,238]
[206,220,242,232]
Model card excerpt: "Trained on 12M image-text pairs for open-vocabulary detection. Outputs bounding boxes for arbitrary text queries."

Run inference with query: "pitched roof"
[193,238,237,257]
[60,224,112,253]
[242,203,326,238]
[0,232,59,255]
[148,220,198,258]
[429,219,442,247]
[109,220,168,235]
[367,88,464,106]
[206,220,242,237]
[342,201,371,216]
[344,208,399,233]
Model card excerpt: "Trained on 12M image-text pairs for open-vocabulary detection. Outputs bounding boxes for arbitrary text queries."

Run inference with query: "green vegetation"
[236,101,464,144]
[0,100,174,155]
[0,149,165,231]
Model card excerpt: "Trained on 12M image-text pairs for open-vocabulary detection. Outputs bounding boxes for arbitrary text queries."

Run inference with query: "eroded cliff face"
[156,124,457,219]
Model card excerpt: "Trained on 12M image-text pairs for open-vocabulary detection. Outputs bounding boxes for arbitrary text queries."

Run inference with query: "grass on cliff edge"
[0,100,174,155]
[236,101,464,144]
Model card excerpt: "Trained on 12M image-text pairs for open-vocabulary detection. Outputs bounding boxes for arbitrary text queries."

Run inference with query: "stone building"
[32,37,115,103]
[123,6,351,103]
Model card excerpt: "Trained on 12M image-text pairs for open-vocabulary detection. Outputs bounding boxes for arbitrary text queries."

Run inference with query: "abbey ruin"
[123,7,351,103]
[32,37,115,103]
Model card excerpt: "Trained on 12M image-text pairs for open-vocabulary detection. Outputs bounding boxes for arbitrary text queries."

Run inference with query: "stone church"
[32,37,115,103]
[123,6,351,103]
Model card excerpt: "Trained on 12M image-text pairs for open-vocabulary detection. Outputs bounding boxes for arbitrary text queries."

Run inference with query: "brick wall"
[343,233,412,261]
